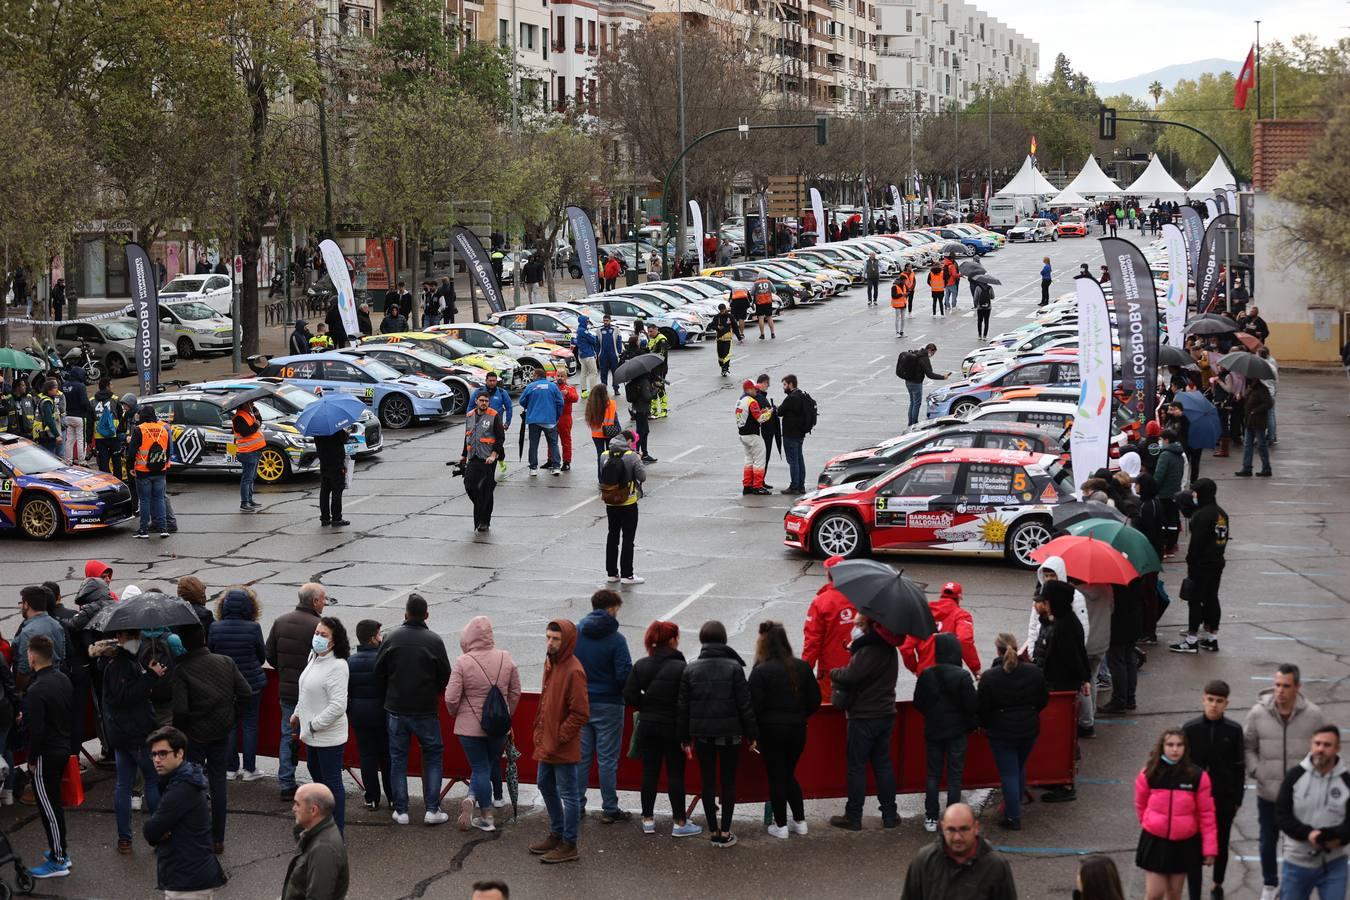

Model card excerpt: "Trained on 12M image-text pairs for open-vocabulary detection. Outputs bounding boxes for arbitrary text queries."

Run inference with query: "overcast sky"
[974,0,1339,82]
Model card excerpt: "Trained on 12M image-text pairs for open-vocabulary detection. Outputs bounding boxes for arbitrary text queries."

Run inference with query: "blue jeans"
[906,381,923,426]
[577,701,625,814]
[238,450,260,505]
[388,712,444,814]
[227,691,262,773]
[115,747,160,841]
[528,423,561,470]
[458,734,508,811]
[1266,407,1277,443]
[1242,426,1271,473]
[538,762,581,844]
[306,742,346,833]
[1258,796,1280,886]
[1282,856,1348,900]
[136,474,167,532]
[784,436,806,490]
[278,699,298,789]
[943,284,958,309]
[989,736,1036,824]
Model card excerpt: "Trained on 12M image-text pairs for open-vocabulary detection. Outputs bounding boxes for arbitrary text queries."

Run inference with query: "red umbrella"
[1234,332,1264,352]
[1030,534,1139,585]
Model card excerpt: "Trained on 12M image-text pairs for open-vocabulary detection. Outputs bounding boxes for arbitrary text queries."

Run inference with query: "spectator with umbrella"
[614,353,663,464]
[295,394,365,527]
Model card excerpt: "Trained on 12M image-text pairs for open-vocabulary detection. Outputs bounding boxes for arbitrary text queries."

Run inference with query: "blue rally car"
[0,433,134,539]
[257,352,456,429]
[925,355,1081,419]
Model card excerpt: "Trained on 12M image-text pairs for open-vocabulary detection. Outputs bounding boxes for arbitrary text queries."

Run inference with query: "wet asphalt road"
[3,231,1347,899]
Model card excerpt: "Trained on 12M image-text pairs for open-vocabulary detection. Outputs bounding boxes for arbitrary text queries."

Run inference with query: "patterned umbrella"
[504,732,520,819]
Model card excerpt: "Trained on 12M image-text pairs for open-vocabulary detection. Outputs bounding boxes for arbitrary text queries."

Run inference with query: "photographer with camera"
[460,391,506,533]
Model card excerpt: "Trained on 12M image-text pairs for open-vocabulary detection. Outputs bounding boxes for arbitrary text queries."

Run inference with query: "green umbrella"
[0,348,43,371]
[1064,517,1161,576]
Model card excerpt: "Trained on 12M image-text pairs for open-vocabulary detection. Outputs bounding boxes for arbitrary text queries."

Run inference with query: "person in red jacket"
[899,582,981,678]
[548,371,579,472]
[801,556,857,700]
[1134,728,1218,900]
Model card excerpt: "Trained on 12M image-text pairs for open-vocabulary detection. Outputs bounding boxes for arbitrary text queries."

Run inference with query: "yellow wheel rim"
[21,500,58,538]
[256,449,287,483]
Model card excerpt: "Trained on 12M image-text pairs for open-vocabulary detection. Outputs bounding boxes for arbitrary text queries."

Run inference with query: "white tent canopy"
[1062,155,1122,197]
[1189,156,1236,194]
[1122,155,1190,199]
[996,156,1059,196]
[1047,187,1089,207]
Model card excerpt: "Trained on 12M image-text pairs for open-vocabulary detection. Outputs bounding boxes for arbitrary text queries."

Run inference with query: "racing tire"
[1005,517,1054,569]
[106,353,128,379]
[255,447,290,484]
[444,380,469,416]
[1051,233,1058,242]
[177,337,196,360]
[518,360,544,383]
[17,495,63,541]
[949,397,980,417]
[661,327,681,349]
[380,394,415,430]
[811,510,868,559]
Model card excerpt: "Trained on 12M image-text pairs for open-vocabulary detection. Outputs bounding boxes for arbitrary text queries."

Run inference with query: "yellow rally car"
[358,332,524,391]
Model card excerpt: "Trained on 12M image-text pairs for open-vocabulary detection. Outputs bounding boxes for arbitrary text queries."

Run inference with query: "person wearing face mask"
[1134,728,1218,900]
[291,617,351,833]
[1074,855,1126,900]
[96,629,168,854]
[827,614,900,831]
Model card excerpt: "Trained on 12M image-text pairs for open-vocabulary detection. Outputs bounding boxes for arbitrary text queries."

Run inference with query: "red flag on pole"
[1235,46,1256,110]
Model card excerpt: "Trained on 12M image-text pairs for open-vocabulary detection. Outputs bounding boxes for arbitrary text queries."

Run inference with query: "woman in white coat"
[292,616,351,831]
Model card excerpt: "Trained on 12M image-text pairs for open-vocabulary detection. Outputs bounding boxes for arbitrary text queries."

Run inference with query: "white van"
[987,197,1039,234]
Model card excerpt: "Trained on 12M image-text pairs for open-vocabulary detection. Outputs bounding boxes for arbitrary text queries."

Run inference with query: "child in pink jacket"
[1134,728,1219,900]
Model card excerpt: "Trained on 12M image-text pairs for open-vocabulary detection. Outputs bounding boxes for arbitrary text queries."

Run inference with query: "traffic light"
[816,116,829,146]
[1099,106,1117,141]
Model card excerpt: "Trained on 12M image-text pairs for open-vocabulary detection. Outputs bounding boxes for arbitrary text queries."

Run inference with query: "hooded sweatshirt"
[899,588,981,677]
[289,320,311,356]
[1276,753,1350,870]
[1036,581,1091,692]
[913,633,978,742]
[445,616,521,738]
[1186,478,1229,568]
[1024,555,1088,652]
[533,619,590,764]
[573,608,633,706]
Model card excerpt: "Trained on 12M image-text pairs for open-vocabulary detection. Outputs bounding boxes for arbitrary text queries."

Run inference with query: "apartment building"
[874,0,1038,112]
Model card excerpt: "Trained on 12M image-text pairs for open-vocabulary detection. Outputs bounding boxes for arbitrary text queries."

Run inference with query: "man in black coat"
[99,631,168,853]
[23,635,73,878]
[172,625,252,853]
[143,726,227,895]
[1171,478,1229,654]
[1184,680,1245,900]
[266,583,326,801]
[349,620,393,810]
[913,634,978,832]
[828,616,899,830]
[324,301,348,349]
[313,427,350,526]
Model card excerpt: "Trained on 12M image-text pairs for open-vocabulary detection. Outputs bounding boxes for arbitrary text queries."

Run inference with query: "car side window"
[980,432,1042,453]
[207,276,230,291]
[79,324,104,342]
[55,325,77,341]
[964,463,1026,499]
[322,361,370,383]
[927,433,977,449]
[881,461,961,497]
[148,401,176,423]
[179,400,227,428]
[458,330,487,347]
[1002,363,1052,387]
[1056,363,1079,382]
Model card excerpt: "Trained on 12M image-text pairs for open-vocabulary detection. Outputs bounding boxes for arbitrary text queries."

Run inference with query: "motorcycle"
[62,343,101,382]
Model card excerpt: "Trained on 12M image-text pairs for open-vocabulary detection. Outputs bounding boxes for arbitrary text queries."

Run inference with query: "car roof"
[140,391,230,405]
[269,351,352,364]
[901,446,1055,466]
[972,399,1078,413]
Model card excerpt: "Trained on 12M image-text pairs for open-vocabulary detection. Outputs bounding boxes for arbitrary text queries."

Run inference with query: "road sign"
[1099,106,1117,141]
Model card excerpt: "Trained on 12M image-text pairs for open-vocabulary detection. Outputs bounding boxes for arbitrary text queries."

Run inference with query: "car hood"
[825,448,878,466]
[803,481,867,502]
[390,375,450,394]
[21,466,123,493]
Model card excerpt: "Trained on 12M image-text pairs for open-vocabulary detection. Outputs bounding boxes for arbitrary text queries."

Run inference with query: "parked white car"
[158,274,234,316]
[1006,218,1058,243]
[159,300,237,359]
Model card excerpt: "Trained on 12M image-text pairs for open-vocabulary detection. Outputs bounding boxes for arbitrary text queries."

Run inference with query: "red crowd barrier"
[252,671,1078,800]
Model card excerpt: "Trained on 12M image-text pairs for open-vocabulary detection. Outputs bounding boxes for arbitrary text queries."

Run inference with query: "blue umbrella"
[294,394,367,437]
[1175,391,1221,449]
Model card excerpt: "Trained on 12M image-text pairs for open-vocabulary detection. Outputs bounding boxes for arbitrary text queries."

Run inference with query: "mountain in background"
[1094,59,1242,101]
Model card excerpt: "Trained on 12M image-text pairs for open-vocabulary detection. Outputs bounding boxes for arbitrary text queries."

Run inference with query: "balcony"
[588,42,599,54]
[574,43,585,53]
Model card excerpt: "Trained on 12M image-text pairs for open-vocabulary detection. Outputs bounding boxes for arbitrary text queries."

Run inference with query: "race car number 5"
[1012,472,1028,491]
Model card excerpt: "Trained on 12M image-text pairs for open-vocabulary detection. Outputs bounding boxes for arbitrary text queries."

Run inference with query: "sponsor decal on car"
[906,511,955,529]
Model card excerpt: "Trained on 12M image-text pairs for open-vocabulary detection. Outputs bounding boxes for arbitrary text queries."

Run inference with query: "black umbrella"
[1052,500,1127,531]
[1184,316,1239,336]
[1158,344,1197,367]
[1216,350,1275,380]
[957,260,986,276]
[970,274,1002,285]
[219,386,274,411]
[612,353,665,385]
[92,591,202,633]
[829,560,936,640]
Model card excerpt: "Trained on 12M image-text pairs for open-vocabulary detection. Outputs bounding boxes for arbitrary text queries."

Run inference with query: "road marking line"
[867,354,884,364]
[666,444,705,463]
[660,582,716,622]
[1258,601,1339,608]
[378,571,445,608]
[345,495,374,507]
[816,379,837,390]
[555,495,600,517]
[785,334,803,342]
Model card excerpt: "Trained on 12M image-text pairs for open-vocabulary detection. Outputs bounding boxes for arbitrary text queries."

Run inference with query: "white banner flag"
[1224,186,1237,212]
[689,199,705,273]
[319,239,359,341]
[1204,198,1219,221]
[1161,223,1189,349]
[810,187,826,246]
[889,184,903,231]
[1070,277,1113,494]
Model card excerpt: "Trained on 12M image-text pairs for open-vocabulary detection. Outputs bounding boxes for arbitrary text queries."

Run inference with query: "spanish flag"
[1030,135,1037,158]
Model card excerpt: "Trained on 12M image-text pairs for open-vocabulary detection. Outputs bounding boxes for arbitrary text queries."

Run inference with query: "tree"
[1148,81,1164,107]
[1272,78,1350,293]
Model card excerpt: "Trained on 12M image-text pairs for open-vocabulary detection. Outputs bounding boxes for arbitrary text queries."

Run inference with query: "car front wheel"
[18,495,62,540]
[811,510,868,559]
[380,394,414,429]
[177,337,196,359]
[1006,517,1053,568]
[950,397,980,417]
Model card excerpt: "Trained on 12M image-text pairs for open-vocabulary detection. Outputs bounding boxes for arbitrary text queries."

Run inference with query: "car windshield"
[161,278,206,294]
[3,441,64,475]
[349,356,403,380]
[486,327,529,347]
[1062,214,1083,223]
[274,384,320,409]
[385,346,448,368]
[104,321,136,340]
[253,400,290,422]
[168,301,217,321]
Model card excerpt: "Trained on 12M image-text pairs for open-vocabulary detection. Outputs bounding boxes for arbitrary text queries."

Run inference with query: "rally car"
[0,432,134,539]
[1006,219,1058,243]
[255,352,456,429]
[136,390,320,484]
[184,378,384,457]
[926,356,1081,418]
[784,447,1072,568]
[962,326,1079,375]
[336,346,483,415]
[816,422,1063,488]
[1056,213,1089,238]
[572,296,703,347]
[357,332,522,390]
[486,306,632,349]
[427,323,575,378]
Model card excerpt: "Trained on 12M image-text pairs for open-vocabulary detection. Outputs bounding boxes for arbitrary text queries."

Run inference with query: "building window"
[587,20,596,52]
[575,17,584,50]
[543,27,549,58]
[557,75,566,108]
[498,18,509,47]
[555,16,565,48]
[588,78,597,113]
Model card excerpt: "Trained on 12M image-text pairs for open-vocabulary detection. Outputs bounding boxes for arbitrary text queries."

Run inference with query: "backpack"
[599,449,633,506]
[796,391,818,435]
[895,349,922,381]
[143,433,168,474]
[95,399,117,439]
[470,656,513,739]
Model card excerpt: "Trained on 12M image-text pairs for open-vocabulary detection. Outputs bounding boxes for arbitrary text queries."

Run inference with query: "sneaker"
[789,819,808,835]
[1256,470,1273,477]
[712,832,738,848]
[331,519,350,527]
[540,840,579,864]
[1260,887,1278,900]
[606,575,621,583]
[159,531,170,538]
[561,462,571,472]
[241,769,266,782]
[672,822,703,838]
[828,815,861,831]
[1136,636,1158,646]
[1040,786,1077,803]
[493,798,509,809]
[641,455,657,464]
[924,817,938,833]
[1199,638,1220,652]
[1234,469,1252,477]
[364,799,379,810]
[130,793,142,810]
[600,809,632,824]
[766,823,789,839]
[240,504,257,512]
[117,838,132,854]
[135,531,149,539]
[247,501,262,509]
[392,811,410,825]
[470,816,496,833]
[229,769,243,780]
[551,467,561,477]
[529,468,539,477]
[43,850,72,869]
[29,860,69,879]
[1169,640,1199,654]
[621,576,645,585]
[458,797,474,830]
[424,809,450,826]
[642,818,656,834]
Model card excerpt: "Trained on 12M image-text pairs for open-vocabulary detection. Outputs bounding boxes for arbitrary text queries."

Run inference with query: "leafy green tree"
[1273,77,1350,292]
[1148,81,1164,107]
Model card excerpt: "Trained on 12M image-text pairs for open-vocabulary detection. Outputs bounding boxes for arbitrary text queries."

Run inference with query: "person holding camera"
[461,391,505,532]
